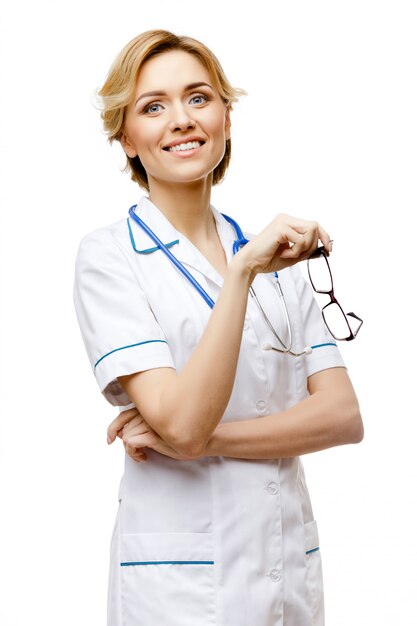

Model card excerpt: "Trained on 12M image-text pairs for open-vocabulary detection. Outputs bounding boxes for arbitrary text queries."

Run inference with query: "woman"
[73,29,363,626]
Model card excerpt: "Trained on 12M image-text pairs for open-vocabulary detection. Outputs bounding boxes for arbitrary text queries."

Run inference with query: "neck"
[147,176,217,243]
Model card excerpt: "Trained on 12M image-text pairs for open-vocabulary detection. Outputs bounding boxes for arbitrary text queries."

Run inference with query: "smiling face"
[121,50,231,191]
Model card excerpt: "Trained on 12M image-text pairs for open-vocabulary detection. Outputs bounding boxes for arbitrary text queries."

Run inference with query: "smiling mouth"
[163,140,205,152]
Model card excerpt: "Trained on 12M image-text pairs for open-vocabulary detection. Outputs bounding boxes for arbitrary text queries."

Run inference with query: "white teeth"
[168,141,202,152]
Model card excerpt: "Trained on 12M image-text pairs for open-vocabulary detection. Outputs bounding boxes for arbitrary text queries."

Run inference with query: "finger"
[296,227,319,257]
[122,421,151,443]
[122,424,149,442]
[126,446,147,459]
[125,432,155,448]
[120,407,139,418]
[125,443,148,463]
[122,415,147,437]
[123,414,144,426]
[279,241,305,259]
[124,441,145,455]
[277,214,317,235]
[107,408,138,444]
[279,230,314,259]
[317,225,333,254]
[280,225,306,246]
[283,219,326,258]
[290,218,324,250]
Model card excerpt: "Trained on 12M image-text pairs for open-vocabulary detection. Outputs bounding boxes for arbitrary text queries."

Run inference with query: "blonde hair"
[98,30,246,190]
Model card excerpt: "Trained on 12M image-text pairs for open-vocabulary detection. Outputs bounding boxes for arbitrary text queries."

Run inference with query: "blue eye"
[190,94,208,105]
[143,102,163,114]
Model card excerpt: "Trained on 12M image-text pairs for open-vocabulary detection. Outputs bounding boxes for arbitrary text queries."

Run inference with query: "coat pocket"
[304,520,325,625]
[120,532,216,626]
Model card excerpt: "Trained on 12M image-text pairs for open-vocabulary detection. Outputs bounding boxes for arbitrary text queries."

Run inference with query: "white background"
[0,1,416,624]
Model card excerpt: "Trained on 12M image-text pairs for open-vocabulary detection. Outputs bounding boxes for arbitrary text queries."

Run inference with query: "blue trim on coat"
[306,547,320,555]
[311,342,337,350]
[94,339,168,369]
[120,560,215,567]
[127,217,179,254]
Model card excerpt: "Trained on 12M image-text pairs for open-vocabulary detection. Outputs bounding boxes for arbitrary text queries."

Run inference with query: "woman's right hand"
[232,213,332,279]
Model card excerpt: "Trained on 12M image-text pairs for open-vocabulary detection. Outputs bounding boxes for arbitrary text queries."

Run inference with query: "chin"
[160,167,216,186]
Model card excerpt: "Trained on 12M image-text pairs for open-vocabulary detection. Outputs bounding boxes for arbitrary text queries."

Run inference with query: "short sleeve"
[291,265,346,377]
[73,228,175,406]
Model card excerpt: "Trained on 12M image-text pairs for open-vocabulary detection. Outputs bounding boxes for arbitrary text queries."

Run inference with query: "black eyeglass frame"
[307,246,363,341]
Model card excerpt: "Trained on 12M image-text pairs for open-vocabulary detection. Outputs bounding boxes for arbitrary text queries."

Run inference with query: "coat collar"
[127,196,239,287]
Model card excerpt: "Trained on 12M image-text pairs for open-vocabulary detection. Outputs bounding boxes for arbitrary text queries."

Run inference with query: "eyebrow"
[135,82,214,107]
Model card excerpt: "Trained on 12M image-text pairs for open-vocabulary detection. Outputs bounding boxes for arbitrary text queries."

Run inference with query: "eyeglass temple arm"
[346,311,364,340]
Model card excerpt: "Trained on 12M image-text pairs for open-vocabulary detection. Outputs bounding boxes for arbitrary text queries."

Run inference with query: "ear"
[120,131,138,158]
[225,108,231,141]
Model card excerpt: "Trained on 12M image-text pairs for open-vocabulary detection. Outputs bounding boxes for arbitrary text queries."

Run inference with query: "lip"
[162,136,206,150]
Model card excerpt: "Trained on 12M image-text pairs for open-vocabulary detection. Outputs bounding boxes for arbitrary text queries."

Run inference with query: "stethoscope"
[128,205,313,357]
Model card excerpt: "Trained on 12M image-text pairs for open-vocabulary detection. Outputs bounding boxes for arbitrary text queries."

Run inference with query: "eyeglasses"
[307,246,363,341]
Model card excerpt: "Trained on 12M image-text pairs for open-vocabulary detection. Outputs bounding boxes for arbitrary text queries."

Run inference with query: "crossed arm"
[108,366,363,462]
[107,219,363,461]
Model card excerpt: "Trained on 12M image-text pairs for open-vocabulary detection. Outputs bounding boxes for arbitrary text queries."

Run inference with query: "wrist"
[227,255,255,287]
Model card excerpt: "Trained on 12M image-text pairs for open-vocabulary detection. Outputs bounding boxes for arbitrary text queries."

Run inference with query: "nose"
[168,101,196,132]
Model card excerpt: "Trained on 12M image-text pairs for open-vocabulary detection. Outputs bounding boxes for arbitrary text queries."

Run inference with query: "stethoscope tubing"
[129,205,216,309]
[128,204,310,357]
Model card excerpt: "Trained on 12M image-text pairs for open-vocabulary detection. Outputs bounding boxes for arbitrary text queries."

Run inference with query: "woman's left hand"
[107,408,196,462]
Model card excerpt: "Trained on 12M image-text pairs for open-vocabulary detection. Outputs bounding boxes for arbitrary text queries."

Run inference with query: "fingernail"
[107,435,111,444]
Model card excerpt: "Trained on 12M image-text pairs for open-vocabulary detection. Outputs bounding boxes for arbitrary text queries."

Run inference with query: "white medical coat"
[73,196,345,626]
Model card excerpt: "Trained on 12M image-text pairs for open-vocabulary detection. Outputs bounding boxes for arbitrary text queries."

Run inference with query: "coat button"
[266,481,279,495]
[243,317,250,331]
[256,400,267,413]
[269,569,281,582]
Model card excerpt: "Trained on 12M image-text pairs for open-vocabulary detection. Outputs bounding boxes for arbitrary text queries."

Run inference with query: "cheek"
[209,120,228,159]
[208,108,228,141]
[125,118,159,157]
[132,126,154,153]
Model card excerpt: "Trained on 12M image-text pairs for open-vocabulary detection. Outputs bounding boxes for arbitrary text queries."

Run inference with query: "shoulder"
[73,217,138,292]
[76,217,128,252]
[75,217,132,268]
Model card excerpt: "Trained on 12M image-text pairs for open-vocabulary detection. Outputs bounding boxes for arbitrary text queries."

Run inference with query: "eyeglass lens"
[307,250,363,341]
[307,253,333,293]
[322,302,353,340]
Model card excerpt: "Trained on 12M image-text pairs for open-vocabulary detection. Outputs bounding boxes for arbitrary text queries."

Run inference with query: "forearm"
[166,261,253,451]
[122,258,254,456]
[120,214,334,458]
[205,374,363,459]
